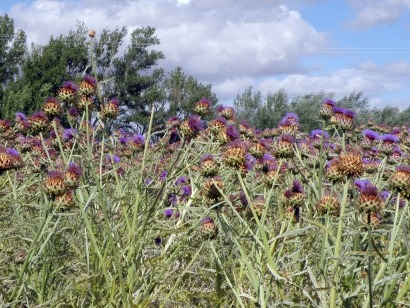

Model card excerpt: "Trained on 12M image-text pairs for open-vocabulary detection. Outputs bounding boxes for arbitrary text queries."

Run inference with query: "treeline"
[1,14,409,134]
[0,15,216,133]
[234,87,410,132]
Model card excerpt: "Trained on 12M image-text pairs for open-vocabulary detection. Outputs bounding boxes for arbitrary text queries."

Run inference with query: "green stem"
[329,179,350,308]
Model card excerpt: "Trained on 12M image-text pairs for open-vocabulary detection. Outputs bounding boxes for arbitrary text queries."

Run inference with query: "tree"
[0,14,27,117]
[233,86,263,127]
[1,22,89,117]
[163,66,218,119]
[255,89,290,129]
[290,91,335,132]
[112,26,166,133]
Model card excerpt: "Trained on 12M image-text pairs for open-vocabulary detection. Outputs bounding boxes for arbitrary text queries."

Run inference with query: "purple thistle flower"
[132,134,145,145]
[67,162,83,177]
[239,192,249,207]
[164,208,175,218]
[284,112,299,121]
[226,125,240,140]
[175,176,188,186]
[106,154,121,164]
[343,108,355,118]
[363,129,380,141]
[182,185,192,196]
[15,112,27,121]
[280,134,295,143]
[333,107,347,115]
[154,237,162,245]
[188,115,204,132]
[262,153,275,163]
[215,116,227,125]
[6,148,20,158]
[397,165,410,174]
[239,120,250,129]
[47,170,64,179]
[354,179,372,191]
[379,190,389,201]
[201,216,214,225]
[68,106,79,117]
[159,170,168,181]
[119,136,129,145]
[63,128,78,140]
[201,154,214,162]
[381,134,399,143]
[291,180,303,193]
[310,129,329,139]
[83,75,97,86]
[62,81,79,92]
[323,99,336,107]
[361,184,379,196]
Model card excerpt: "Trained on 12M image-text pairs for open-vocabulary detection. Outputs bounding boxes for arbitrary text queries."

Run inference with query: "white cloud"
[6,0,410,109]
[346,0,410,29]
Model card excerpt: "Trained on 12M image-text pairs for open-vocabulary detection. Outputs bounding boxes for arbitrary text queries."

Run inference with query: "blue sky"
[2,0,410,109]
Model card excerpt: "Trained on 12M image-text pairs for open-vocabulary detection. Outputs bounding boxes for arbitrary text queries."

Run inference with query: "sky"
[2,0,410,109]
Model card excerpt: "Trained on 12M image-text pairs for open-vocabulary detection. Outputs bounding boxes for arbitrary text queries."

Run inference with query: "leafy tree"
[255,89,290,129]
[163,66,218,119]
[290,91,336,132]
[233,86,263,127]
[1,22,89,117]
[112,26,166,133]
[0,14,26,116]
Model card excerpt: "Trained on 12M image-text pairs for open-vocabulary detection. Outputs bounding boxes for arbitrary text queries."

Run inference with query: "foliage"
[163,66,218,119]
[0,14,27,117]
[1,89,410,307]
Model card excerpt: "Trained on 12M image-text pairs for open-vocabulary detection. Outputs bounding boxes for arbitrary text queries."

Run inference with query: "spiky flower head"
[273,134,295,158]
[28,111,49,132]
[54,189,76,208]
[380,133,400,155]
[317,193,340,215]
[278,115,299,135]
[281,180,304,207]
[200,217,217,238]
[222,141,247,168]
[208,116,227,135]
[76,95,94,111]
[202,176,224,200]
[129,134,145,152]
[200,154,219,177]
[58,81,78,102]
[357,182,383,212]
[238,120,251,134]
[194,97,213,116]
[363,129,380,141]
[67,106,80,122]
[102,98,119,119]
[42,97,62,117]
[6,148,23,168]
[325,159,345,183]
[44,170,66,195]
[166,116,180,129]
[337,152,363,178]
[330,107,355,130]
[250,195,266,216]
[389,165,410,198]
[65,162,83,188]
[179,115,204,139]
[320,99,336,119]
[78,75,97,96]
[217,106,235,121]
[248,141,267,158]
